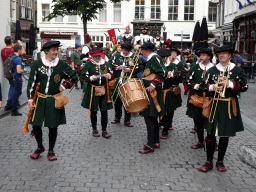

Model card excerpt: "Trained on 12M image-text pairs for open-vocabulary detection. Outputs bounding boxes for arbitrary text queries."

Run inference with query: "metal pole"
[181,30,183,50]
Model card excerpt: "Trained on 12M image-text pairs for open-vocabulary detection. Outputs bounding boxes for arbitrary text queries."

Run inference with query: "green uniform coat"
[109,52,143,97]
[81,59,113,111]
[186,62,214,119]
[140,53,167,117]
[162,58,185,112]
[201,63,248,137]
[27,58,77,127]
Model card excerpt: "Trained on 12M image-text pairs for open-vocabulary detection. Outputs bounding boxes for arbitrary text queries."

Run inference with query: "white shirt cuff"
[168,71,174,78]
[193,84,200,90]
[28,99,33,102]
[107,73,111,79]
[209,85,214,92]
[150,83,156,88]
[227,80,234,89]
[61,85,66,90]
[90,76,94,81]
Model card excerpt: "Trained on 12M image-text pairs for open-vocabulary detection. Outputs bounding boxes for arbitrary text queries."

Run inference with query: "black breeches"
[90,110,108,131]
[144,116,159,148]
[113,96,131,122]
[32,126,58,152]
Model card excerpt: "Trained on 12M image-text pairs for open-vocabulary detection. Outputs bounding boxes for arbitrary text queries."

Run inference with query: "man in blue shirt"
[9,44,26,116]
[233,50,243,68]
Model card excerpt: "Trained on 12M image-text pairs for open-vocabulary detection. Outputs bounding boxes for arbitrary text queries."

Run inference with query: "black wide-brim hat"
[41,41,61,51]
[196,48,213,58]
[170,47,181,55]
[214,45,234,54]
[140,42,155,51]
[157,48,171,57]
[121,43,133,51]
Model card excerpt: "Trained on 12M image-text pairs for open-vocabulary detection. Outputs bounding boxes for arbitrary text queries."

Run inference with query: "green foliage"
[46,0,126,21]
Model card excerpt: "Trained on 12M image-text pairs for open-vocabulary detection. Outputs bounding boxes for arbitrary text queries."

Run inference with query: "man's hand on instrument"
[59,86,64,92]
[213,84,223,93]
[104,73,111,79]
[167,71,174,78]
[218,78,229,87]
[147,85,155,93]
[28,100,36,111]
[124,68,131,73]
[116,66,122,70]
[92,75,99,81]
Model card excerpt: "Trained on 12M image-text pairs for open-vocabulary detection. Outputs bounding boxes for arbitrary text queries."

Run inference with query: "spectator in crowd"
[0,83,2,108]
[71,43,84,89]
[233,50,243,68]
[33,46,39,57]
[8,44,26,116]
[103,42,112,59]
[1,37,25,111]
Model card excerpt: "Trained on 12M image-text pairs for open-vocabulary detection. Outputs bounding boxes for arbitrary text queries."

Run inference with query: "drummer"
[139,42,167,154]
[109,43,142,127]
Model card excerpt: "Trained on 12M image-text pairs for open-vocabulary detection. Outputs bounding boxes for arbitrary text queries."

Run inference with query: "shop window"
[68,15,77,23]
[168,0,178,21]
[55,16,63,23]
[135,0,145,20]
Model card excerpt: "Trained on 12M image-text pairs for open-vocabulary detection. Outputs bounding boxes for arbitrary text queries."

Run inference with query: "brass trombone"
[208,65,230,123]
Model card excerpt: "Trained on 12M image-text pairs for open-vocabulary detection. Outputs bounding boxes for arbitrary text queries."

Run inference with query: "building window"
[208,6,216,22]
[151,0,161,20]
[20,0,26,18]
[184,0,194,21]
[99,3,107,22]
[68,15,77,23]
[42,4,50,22]
[135,0,145,20]
[27,0,32,20]
[114,3,121,23]
[168,0,178,21]
[55,16,63,23]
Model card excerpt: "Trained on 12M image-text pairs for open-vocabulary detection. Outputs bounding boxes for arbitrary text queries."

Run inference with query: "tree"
[46,0,126,44]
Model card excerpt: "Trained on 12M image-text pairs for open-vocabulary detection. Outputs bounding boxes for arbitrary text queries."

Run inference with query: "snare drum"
[118,78,149,114]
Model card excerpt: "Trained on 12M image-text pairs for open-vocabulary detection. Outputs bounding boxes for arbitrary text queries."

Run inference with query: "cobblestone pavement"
[0,83,256,192]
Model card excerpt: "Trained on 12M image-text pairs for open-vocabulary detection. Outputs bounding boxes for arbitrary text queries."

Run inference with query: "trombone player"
[198,46,248,172]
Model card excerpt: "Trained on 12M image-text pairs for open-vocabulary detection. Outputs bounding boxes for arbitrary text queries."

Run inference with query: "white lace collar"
[41,56,59,67]
[147,52,158,61]
[215,62,236,72]
[120,51,133,58]
[91,59,105,65]
[199,62,214,71]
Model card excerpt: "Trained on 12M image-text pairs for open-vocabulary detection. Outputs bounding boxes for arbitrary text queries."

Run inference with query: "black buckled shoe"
[124,121,134,127]
[198,161,213,172]
[30,147,45,159]
[111,118,120,124]
[139,145,154,154]
[216,161,227,172]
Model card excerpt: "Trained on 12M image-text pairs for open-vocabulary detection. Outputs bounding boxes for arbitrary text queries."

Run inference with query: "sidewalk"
[0,83,256,192]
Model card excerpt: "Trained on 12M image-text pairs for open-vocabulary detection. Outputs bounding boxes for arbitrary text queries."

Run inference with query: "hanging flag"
[247,0,255,5]
[235,0,243,10]
[107,29,117,45]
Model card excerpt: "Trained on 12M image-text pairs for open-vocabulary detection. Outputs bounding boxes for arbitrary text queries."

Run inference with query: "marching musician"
[139,42,167,154]
[121,26,133,44]
[81,47,114,138]
[110,43,143,127]
[198,45,248,172]
[134,26,154,46]
[186,48,214,149]
[27,41,77,161]
[159,47,185,134]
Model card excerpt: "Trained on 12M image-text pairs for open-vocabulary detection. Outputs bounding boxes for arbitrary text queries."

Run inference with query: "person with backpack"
[5,44,26,116]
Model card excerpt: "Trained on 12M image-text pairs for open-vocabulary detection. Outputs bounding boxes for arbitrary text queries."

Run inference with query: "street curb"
[237,145,256,169]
